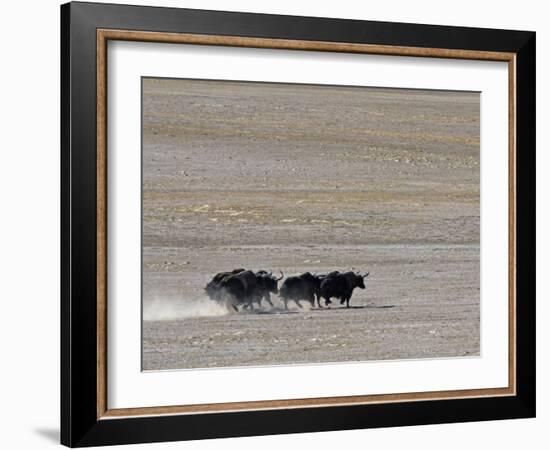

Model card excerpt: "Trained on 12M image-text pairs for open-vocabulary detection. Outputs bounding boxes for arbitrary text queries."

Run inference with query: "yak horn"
[275,271,284,281]
[363,272,370,278]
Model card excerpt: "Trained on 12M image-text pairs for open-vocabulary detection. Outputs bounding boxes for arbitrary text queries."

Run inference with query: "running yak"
[254,270,284,308]
[319,271,370,308]
[205,269,283,311]
[278,271,339,309]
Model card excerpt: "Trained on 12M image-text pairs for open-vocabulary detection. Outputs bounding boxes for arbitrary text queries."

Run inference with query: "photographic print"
[141,77,480,371]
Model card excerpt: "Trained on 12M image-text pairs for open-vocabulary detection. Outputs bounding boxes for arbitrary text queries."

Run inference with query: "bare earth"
[141,78,480,371]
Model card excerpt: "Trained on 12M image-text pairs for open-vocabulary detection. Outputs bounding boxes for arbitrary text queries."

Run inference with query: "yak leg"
[283,298,288,310]
[243,297,253,310]
[294,299,303,308]
[316,295,323,308]
[264,293,274,307]
[345,296,351,308]
[225,298,239,312]
[324,296,332,306]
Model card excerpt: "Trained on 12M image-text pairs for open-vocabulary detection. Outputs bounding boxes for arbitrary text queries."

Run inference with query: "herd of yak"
[204,268,370,312]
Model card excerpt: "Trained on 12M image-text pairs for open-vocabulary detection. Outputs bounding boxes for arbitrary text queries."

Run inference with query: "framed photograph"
[61,2,536,447]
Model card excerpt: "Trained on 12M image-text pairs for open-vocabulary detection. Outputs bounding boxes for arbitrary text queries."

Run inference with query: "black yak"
[253,270,284,308]
[319,271,369,308]
[279,272,321,309]
[204,269,256,311]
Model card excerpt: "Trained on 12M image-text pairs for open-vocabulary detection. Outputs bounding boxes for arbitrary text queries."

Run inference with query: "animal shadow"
[311,304,396,311]
[244,308,299,315]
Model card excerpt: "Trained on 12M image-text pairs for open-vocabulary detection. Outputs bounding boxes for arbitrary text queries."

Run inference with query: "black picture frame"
[61,1,535,447]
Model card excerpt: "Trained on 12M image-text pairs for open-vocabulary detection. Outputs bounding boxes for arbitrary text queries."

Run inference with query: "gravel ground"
[141,78,480,371]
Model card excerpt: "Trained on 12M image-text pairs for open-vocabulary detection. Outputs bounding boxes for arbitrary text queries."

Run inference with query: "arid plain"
[141,78,480,370]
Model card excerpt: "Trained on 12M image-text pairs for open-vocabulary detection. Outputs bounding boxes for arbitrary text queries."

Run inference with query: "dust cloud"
[143,296,229,321]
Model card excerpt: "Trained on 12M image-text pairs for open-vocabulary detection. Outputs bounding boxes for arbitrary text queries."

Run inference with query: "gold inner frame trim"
[96,28,517,420]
